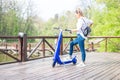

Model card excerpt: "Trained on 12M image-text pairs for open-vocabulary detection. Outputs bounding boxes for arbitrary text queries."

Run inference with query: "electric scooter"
[52,27,77,67]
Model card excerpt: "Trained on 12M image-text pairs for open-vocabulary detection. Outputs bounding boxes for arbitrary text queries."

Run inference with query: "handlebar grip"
[64,29,72,34]
[65,29,70,31]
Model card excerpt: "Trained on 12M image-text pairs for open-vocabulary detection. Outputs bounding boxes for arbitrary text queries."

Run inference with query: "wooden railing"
[0,33,120,64]
[88,36,120,52]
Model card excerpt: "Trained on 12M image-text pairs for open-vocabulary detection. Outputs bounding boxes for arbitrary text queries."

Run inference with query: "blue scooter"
[52,27,77,67]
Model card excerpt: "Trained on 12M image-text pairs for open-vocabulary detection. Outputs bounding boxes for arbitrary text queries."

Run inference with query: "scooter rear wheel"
[52,61,56,68]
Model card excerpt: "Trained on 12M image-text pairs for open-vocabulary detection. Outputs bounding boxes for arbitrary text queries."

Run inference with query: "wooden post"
[28,44,31,51]
[5,43,7,49]
[15,44,18,50]
[22,33,27,61]
[105,38,107,52]
[88,42,94,52]
[18,36,22,62]
[91,42,94,51]
[18,32,27,62]
[42,38,45,57]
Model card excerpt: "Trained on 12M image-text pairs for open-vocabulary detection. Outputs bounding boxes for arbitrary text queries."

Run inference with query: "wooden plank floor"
[0,52,120,80]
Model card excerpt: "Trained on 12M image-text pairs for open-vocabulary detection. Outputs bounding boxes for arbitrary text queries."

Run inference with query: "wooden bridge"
[0,52,120,80]
[0,34,120,79]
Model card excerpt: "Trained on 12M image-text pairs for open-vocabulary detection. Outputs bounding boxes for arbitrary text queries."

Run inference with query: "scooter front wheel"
[73,61,77,65]
[72,58,77,65]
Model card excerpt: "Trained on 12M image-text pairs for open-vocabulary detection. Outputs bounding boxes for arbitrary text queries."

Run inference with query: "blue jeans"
[69,34,86,62]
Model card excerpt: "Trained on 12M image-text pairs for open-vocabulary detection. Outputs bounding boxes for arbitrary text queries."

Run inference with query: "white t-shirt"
[76,17,93,39]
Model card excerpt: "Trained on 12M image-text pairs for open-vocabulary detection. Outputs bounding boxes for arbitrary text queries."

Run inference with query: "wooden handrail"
[0,36,18,39]
[0,36,120,38]
[88,36,120,38]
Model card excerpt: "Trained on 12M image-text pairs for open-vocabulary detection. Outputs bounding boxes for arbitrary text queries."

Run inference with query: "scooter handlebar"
[53,27,60,30]
[53,27,72,33]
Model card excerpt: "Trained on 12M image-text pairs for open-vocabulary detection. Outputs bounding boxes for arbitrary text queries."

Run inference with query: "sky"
[30,0,80,21]
[17,0,95,21]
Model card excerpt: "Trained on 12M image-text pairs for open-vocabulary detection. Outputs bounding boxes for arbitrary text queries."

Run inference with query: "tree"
[91,0,120,52]
[0,0,37,36]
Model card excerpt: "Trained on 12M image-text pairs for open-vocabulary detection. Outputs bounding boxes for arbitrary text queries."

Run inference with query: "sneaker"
[77,62,86,67]
[70,55,72,59]
[81,62,86,67]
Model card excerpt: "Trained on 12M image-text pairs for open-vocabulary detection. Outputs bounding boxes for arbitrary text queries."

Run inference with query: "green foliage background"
[0,0,120,52]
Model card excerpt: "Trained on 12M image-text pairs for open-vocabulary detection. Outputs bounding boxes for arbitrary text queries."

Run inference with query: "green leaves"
[91,0,120,52]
